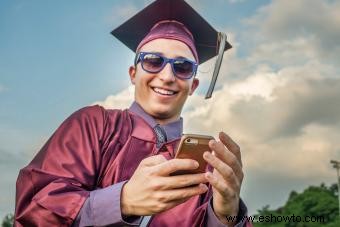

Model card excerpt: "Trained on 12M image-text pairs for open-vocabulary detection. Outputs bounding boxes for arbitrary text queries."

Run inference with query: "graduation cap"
[111,0,232,99]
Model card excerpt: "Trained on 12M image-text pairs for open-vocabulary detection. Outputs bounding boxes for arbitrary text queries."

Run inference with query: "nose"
[158,62,176,82]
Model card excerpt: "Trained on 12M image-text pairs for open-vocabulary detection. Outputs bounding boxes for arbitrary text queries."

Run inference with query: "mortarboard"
[111,0,232,99]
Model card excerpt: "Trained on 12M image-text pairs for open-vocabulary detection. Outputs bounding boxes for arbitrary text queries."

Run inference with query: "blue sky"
[1,0,340,220]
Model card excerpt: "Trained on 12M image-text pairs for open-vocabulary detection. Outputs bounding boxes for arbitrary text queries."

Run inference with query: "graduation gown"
[15,105,218,226]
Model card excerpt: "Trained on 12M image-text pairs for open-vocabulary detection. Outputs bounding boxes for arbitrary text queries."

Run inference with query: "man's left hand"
[203,131,244,225]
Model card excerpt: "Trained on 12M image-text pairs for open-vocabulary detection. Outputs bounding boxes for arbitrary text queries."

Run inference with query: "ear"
[189,78,199,95]
[129,66,136,85]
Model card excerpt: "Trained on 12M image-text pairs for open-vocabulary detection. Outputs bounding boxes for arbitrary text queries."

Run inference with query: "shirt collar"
[129,101,183,141]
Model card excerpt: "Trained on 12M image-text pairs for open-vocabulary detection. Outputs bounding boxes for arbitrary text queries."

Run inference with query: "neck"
[153,114,180,125]
[130,101,182,126]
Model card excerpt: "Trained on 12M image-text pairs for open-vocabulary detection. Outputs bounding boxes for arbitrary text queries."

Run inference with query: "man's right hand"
[121,155,209,216]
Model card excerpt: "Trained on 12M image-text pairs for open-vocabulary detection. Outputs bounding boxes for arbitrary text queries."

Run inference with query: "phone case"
[171,134,214,175]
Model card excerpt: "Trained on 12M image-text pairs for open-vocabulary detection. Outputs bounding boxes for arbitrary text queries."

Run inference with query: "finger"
[153,158,199,176]
[141,155,167,167]
[164,197,190,208]
[205,172,234,198]
[150,197,191,214]
[212,169,241,193]
[159,173,208,190]
[203,152,239,185]
[208,141,243,181]
[219,132,242,164]
[160,183,208,202]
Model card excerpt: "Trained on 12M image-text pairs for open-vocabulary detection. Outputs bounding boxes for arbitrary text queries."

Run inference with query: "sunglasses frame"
[134,52,198,80]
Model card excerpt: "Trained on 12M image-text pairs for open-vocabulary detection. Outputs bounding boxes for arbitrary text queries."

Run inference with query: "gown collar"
[128,101,183,142]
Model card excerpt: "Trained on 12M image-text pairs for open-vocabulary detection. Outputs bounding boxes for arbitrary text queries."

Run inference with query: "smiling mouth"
[152,87,178,96]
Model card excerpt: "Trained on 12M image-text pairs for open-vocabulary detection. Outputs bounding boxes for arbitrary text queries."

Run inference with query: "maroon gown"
[15,105,217,226]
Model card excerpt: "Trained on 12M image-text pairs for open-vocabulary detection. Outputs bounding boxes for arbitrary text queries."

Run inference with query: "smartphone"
[170,134,214,175]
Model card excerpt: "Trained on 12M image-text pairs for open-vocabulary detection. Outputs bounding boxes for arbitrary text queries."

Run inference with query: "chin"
[150,106,178,120]
[151,108,173,119]
[140,100,183,121]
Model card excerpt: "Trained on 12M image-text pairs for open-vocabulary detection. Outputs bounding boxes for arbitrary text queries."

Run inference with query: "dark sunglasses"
[134,52,198,80]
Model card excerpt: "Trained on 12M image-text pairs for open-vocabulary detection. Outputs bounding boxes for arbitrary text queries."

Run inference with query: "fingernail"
[204,152,212,160]
[193,161,199,168]
[199,183,208,191]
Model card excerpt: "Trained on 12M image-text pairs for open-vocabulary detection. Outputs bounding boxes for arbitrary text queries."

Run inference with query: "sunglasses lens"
[142,53,164,72]
[173,59,194,79]
[138,52,196,79]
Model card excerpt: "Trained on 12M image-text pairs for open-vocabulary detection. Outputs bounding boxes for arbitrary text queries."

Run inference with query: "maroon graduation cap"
[111,0,232,98]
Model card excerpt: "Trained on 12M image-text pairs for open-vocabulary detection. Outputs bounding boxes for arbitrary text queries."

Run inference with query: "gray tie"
[140,215,152,227]
[154,124,167,148]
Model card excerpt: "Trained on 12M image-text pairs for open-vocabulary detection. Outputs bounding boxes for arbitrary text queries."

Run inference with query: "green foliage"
[254,183,339,227]
[284,184,338,222]
[329,183,338,196]
[2,214,14,227]
[322,218,340,227]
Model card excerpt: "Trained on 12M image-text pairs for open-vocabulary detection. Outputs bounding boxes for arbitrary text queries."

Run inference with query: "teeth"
[153,87,175,95]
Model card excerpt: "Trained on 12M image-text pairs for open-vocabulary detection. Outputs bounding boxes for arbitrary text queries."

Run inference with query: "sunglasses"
[134,52,198,80]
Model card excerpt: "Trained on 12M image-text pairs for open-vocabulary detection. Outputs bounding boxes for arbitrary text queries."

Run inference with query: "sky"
[1,0,340,219]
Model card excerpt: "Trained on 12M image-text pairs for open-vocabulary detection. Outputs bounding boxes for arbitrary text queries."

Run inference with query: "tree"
[283,184,338,224]
[2,214,14,227]
[329,183,338,196]
[254,183,339,227]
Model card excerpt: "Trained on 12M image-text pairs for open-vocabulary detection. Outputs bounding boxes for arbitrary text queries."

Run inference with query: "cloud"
[248,0,340,42]
[180,62,340,214]
[244,0,340,61]
[92,85,134,109]
[183,59,340,173]
[248,37,319,66]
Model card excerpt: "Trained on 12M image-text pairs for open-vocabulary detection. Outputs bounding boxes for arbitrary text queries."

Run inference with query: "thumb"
[141,154,167,167]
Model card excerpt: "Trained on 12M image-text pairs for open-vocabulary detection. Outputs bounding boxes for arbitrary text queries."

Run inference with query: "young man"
[15,1,250,226]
